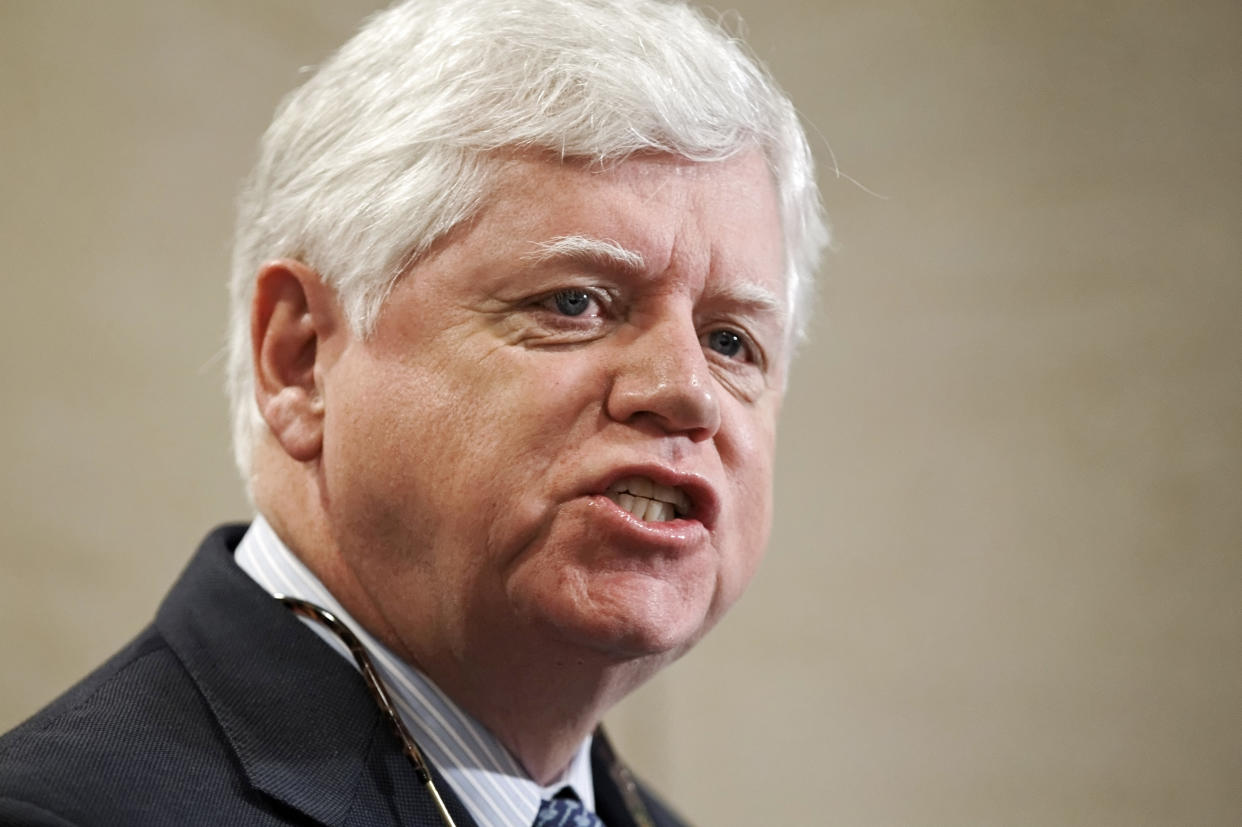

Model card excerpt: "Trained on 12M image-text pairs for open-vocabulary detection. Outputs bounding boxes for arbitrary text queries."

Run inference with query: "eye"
[550,289,593,317]
[529,287,613,329]
[702,328,752,361]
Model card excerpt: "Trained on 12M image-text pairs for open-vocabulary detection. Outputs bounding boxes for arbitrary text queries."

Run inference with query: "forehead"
[479,151,787,304]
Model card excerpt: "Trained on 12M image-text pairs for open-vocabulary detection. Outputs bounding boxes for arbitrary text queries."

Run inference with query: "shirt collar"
[234,515,596,827]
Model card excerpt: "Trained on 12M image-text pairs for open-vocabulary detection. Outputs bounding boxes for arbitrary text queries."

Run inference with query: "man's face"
[319,151,788,671]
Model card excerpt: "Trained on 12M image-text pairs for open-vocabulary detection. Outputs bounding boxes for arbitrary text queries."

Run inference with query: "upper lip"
[591,464,720,529]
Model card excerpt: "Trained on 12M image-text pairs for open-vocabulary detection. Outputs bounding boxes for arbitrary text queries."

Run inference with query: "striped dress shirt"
[234,515,596,827]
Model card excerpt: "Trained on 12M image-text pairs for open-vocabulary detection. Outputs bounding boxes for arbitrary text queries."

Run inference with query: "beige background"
[2,1,1239,825]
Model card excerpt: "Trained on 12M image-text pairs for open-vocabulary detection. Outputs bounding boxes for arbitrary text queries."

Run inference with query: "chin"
[524,567,721,661]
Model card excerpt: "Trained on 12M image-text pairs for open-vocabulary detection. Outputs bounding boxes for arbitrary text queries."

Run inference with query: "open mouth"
[605,476,692,523]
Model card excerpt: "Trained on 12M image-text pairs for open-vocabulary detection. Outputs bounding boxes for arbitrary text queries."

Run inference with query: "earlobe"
[251,260,341,463]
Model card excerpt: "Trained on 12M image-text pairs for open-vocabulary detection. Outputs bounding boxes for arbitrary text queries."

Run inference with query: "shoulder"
[0,524,307,826]
[0,625,239,825]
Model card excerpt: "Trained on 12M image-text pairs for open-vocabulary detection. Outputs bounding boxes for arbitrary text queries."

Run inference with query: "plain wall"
[2,1,1239,824]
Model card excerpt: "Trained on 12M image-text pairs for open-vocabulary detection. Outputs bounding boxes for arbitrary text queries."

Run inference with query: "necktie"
[533,793,605,827]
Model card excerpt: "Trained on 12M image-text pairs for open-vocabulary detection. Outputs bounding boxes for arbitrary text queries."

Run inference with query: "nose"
[605,318,722,441]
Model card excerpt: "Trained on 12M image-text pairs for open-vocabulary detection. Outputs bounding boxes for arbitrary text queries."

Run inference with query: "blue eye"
[552,289,592,316]
[704,328,746,359]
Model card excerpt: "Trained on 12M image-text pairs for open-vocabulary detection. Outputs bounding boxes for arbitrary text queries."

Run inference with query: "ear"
[250,259,343,463]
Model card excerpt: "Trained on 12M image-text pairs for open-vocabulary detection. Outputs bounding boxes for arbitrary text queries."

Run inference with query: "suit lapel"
[592,729,656,827]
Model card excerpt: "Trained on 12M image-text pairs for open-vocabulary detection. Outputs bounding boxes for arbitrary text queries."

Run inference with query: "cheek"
[470,349,610,441]
[335,348,607,536]
[720,490,772,603]
[715,406,780,598]
[726,395,780,508]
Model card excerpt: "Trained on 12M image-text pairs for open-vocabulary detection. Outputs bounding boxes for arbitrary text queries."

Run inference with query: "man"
[0,0,826,824]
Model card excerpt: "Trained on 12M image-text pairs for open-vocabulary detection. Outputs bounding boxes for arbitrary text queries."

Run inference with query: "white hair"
[227,0,829,485]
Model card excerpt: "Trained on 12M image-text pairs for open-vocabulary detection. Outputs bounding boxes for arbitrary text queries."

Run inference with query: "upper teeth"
[605,476,691,522]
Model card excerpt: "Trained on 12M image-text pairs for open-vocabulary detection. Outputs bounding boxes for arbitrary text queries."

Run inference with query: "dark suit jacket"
[0,525,687,826]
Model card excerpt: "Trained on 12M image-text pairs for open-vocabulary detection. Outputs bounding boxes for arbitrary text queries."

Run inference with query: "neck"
[409,634,664,784]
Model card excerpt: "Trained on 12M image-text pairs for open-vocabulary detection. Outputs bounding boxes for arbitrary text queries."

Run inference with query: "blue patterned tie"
[533,793,605,827]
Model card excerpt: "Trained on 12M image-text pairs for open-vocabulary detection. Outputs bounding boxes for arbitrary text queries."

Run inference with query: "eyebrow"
[710,280,784,317]
[526,233,786,320]
[524,235,646,273]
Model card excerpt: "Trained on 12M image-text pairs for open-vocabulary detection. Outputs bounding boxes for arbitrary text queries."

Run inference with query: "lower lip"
[584,495,709,550]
